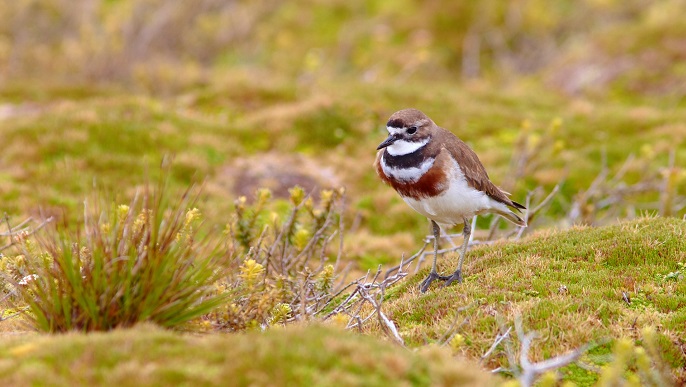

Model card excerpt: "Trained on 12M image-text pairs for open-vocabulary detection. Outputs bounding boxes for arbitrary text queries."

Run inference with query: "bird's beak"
[377,134,399,150]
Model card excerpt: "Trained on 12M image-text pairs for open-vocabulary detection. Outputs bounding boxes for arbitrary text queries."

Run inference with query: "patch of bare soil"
[215,153,340,199]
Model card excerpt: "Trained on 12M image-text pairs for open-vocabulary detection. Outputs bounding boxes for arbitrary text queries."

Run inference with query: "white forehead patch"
[386,138,429,156]
[381,155,435,182]
[386,126,404,135]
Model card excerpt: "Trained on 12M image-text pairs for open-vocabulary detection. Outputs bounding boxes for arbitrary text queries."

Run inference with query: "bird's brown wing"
[438,128,525,210]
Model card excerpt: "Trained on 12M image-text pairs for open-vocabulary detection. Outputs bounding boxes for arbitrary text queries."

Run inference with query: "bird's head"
[377,108,434,156]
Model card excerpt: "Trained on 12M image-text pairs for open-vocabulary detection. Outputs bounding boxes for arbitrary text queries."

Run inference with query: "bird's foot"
[419,271,451,293]
[441,270,463,288]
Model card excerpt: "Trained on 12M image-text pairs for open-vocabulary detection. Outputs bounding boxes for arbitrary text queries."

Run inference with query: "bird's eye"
[407,126,418,134]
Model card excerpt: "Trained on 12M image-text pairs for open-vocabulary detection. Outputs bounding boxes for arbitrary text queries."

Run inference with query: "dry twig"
[481,326,512,363]
[514,317,589,386]
[0,215,54,252]
[323,259,411,344]
[488,315,591,386]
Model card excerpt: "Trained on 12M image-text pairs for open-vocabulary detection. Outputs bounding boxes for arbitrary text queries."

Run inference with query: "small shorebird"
[374,108,526,292]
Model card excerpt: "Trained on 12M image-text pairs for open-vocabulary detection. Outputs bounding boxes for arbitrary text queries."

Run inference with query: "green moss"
[560,363,600,386]
[2,79,686,233]
[384,217,686,382]
[0,325,494,386]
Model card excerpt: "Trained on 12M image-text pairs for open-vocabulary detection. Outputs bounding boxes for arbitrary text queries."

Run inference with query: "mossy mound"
[384,216,686,383]
[0,324,494,386]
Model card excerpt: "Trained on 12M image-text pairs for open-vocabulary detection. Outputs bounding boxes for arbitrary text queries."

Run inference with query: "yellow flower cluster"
[239,259,265,288]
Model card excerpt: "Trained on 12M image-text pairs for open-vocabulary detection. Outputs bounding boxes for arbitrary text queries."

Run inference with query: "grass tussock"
[5,181,229,332]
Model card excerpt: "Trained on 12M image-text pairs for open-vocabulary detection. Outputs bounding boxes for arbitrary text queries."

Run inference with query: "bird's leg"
[419,220,449,293]
[443,218,471,287]
[430,220,440,274]
[426,223,456,248]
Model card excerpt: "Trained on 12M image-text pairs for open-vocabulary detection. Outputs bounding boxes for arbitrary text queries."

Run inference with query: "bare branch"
[323,252,413,344]
[531,184,560,215]
[481,326,512,362]
[358,285,404,345]
[516,184,560,240]
[0,216,33,236]
[514,316,589,387]
[384,239,430,279]
[0,216,54,252]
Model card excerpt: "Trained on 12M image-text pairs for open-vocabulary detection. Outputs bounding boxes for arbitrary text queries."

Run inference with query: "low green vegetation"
[0,324,494,386]
[2,0,686,385]
[3,190,684,384]
[1,81,684,269]
[382,217,685,383]
[1,183,347,334]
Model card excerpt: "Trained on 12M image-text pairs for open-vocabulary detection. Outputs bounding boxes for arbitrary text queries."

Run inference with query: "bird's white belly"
[401,162,504,226]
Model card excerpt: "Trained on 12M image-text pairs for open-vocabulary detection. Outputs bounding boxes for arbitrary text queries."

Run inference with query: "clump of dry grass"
[5,180,229,332]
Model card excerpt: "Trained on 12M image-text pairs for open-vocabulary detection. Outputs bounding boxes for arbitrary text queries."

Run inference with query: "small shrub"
[210,186,345,331]
[10,182,229,332]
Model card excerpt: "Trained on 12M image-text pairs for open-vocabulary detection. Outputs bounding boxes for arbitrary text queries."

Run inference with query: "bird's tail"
[496,206,527,227]
[510,200,526,211]
[498,210,527,227]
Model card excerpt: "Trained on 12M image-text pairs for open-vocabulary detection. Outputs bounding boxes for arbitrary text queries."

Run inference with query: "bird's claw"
[419,271,451,293]
[441,270,463,288]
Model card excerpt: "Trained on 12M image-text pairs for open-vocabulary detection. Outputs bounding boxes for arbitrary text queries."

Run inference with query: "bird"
[374,108,527,292]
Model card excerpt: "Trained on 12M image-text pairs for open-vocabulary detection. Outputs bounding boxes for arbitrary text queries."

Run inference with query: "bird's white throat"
[386,138,429,156]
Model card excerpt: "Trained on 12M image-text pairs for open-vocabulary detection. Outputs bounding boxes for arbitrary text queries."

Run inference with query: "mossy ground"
[0,324,494,386]
[382,217,686,384]
[2,218,684,384]
[2,1,686,385]
[2,62,685,387]
[1,81,685,268]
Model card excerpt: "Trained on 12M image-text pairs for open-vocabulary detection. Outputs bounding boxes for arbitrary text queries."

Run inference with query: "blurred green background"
[3,0,686,93]
[1,0,685,267]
